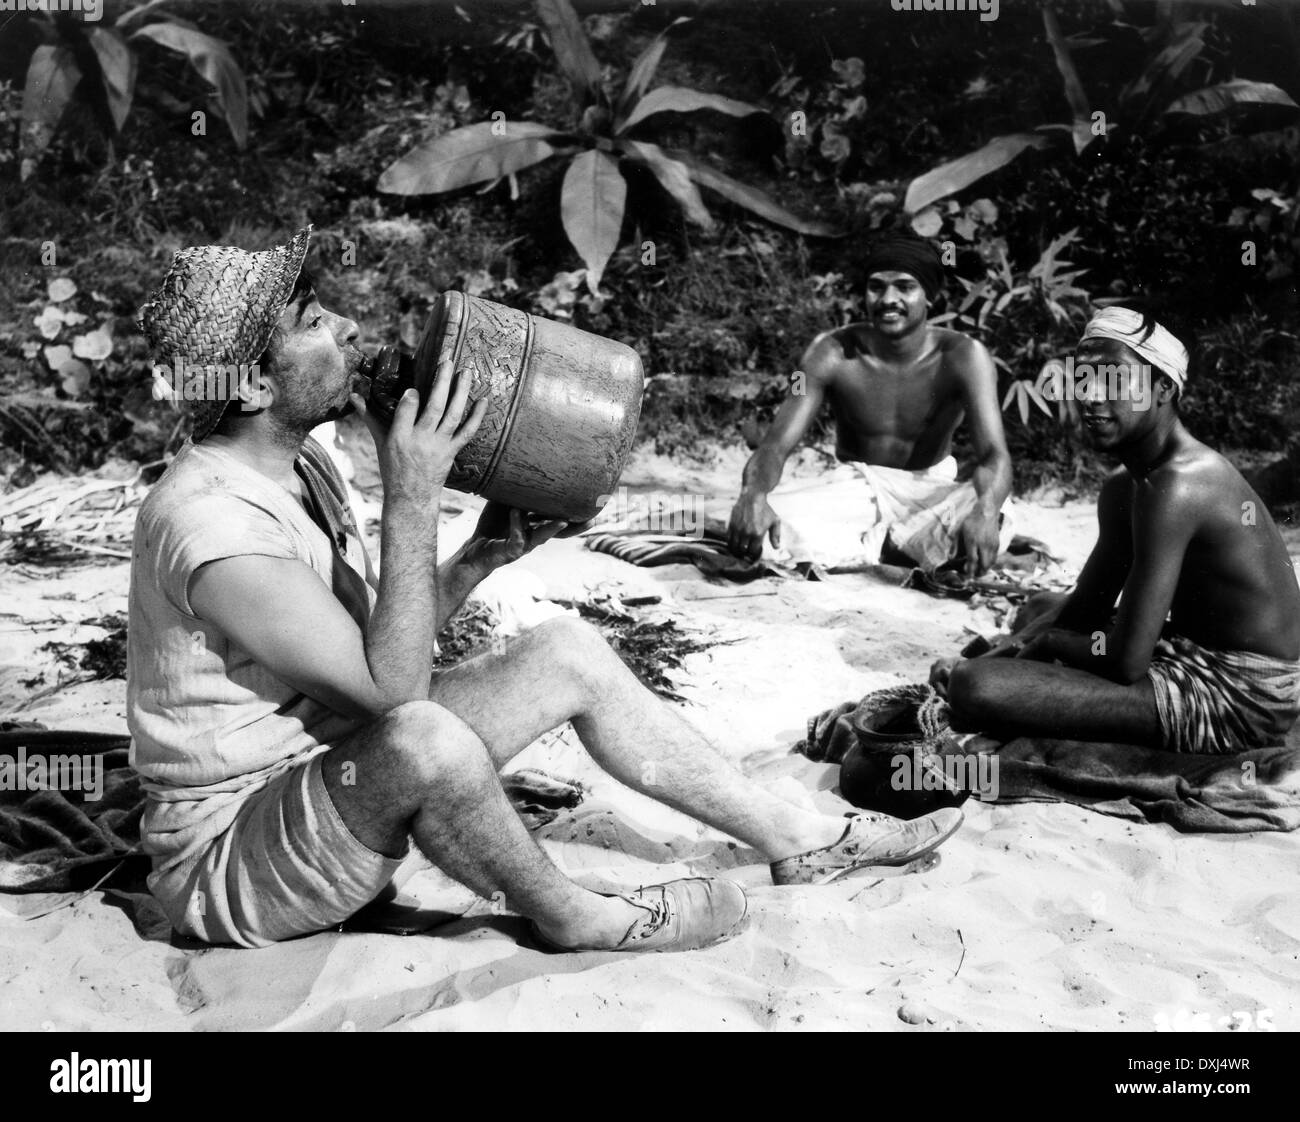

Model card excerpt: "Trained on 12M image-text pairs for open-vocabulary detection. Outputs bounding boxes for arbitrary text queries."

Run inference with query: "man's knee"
[947,660,999,725]
[373,700,492,796]
[529,615,614,687]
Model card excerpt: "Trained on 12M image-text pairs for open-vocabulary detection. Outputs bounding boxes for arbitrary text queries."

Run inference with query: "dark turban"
[862,235,944,301]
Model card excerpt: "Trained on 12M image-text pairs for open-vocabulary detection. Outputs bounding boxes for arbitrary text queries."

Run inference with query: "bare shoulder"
[799,327,855,384]
[934,328,994,379]
[934,327,990,359]
[1142,443,1226,512]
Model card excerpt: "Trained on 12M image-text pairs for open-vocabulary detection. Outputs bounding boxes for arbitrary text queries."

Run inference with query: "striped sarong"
[1148,634,1300,754]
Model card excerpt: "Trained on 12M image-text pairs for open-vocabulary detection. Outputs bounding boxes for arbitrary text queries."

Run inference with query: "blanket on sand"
[797,697,1300,833]
[583,519,810,581]
[584,459,1016,577]
[0,728,143,892]
[1,725,585,915]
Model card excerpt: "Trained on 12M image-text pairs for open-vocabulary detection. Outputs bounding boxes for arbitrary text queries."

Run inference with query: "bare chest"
[828,355,955,437]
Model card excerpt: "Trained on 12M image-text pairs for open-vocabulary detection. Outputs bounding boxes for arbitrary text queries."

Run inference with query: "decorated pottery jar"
[365,292,644,522]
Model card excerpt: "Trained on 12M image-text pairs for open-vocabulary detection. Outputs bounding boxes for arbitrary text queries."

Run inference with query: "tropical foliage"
[18,0,250,179]
[903,1,1299,218]
[378,0,839,293]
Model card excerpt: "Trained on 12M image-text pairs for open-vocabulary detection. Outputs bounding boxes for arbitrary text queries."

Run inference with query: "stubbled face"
[865,270,929,337]
[263,287,364,433]
[1074,337,1160,452]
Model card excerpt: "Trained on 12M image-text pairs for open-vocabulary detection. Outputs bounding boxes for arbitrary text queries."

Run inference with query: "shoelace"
[624,888,673,943]
[812,814,903,863]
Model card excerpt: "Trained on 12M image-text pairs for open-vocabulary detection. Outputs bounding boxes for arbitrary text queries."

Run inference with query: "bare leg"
[321,701,645,948]
[948,656,1162,745]
[429,617,845,860]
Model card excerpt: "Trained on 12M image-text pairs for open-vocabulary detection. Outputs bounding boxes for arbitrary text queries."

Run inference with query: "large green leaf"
[1164,79,1299,117]
[668,149,842,237]
[617,86,767,134]
[619,17,691,115]
[904,132,1050,214]
[378,121,562,196]
[561,149,627,293]
[618,139,713,229]
[115,0,173,31]
[21,45,82,166]
[88,28,138,133]
[1121,21,1206,108]
[130,22,248,147]
[535,0,601,104]
[1042,4,1092,154]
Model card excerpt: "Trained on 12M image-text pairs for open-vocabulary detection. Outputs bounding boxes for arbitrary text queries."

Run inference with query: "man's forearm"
[1038,629,1141,683]
[365,495,441,707]
[741,446,786,497]
[434,544,489,631]
[1044,630,1102,671]
[971,450,1012,517]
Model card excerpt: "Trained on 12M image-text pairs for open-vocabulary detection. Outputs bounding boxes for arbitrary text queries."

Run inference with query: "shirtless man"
[936,307,1300,753]
[129,227,962,952]
[728,233,1013,575]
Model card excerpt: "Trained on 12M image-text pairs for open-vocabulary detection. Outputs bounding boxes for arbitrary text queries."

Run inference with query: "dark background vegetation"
[2,0,1298,502]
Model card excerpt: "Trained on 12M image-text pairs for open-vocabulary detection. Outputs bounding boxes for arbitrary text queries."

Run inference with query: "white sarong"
[762,456,1015,571]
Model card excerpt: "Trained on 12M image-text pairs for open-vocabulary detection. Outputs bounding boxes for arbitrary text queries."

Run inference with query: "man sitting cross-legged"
[932,307,1300,754]
[130,227,962,952]
[728,233,1014,575]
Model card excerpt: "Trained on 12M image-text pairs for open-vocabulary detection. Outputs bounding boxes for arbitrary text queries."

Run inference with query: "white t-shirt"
[126,437,375,881]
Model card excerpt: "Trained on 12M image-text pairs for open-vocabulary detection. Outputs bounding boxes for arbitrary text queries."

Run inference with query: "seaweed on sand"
[570,600,728,704]
[433,597,727,703]
[40,612,129,681]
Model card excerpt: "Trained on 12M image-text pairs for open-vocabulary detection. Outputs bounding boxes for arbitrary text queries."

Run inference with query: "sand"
[1,443,1297,1032]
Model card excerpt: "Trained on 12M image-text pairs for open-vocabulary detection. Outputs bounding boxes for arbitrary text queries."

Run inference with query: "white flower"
[910,207,943,237]
[35,306,64,339]
[43,344,73,370]
[536,270,586,319]
[59,358,92,397]
[72,327,113,362]
[47,278,77,303]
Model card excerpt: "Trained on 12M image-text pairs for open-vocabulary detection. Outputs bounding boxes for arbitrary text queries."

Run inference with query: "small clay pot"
[408,292,644,522]
[839,743,970,819]
[839,691,969,819]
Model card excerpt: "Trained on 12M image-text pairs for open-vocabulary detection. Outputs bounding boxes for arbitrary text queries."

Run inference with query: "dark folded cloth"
[0,726,145,893]
[797,699,861,764]
[990,735,1300,833]
[796,694,1300,833]
[584,525,795,581]
[586,519,1060,597]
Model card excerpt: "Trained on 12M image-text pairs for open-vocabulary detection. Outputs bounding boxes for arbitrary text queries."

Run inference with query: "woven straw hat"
[138,225,312,441]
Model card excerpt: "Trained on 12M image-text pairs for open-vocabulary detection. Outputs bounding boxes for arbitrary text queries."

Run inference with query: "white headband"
[1080,307,1189,390]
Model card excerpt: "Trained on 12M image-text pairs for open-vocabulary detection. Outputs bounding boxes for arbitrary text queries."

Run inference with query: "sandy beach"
[2,443,1297,1032]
